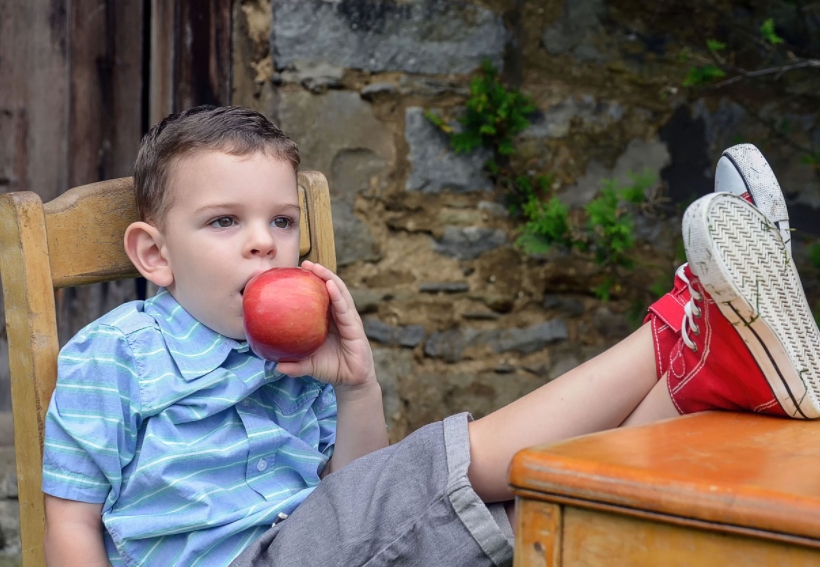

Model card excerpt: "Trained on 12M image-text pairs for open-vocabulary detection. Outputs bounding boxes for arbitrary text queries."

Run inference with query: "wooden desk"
[509,412,820,566]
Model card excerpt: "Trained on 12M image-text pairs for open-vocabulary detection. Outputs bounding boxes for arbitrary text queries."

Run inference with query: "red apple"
[243,267,330,362]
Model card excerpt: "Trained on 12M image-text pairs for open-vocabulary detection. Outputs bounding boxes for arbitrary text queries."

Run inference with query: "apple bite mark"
[242,267,331,362]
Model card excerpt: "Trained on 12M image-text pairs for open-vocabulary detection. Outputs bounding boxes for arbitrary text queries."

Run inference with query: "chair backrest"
[0,171,335,567]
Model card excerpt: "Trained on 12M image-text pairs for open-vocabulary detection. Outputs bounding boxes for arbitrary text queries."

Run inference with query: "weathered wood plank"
[56,0,144,344]
[149,0,175,126]
[175,0,233,109]
[0,0,71,417]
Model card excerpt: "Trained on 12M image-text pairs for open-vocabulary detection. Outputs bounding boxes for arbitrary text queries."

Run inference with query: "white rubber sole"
[683,193,820,419]
[715,144,791,255]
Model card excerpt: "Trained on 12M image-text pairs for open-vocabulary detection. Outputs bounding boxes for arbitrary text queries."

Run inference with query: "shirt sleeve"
[42,324,142,505]
[313,383,337,459]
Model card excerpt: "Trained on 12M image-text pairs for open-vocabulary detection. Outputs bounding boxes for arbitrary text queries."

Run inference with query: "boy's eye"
[272,217,294,229]
[210,216,235,228]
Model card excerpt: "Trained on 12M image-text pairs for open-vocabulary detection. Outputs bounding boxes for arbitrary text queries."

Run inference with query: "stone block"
[491,320,569,354]
[405,107,493,194]
[271,0,508,75]
[432,226,507,260]
[364,318,425,348]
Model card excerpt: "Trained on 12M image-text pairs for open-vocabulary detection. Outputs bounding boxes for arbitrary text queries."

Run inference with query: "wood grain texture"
[149,0,233,125]
[0,0,70,201]
[69,0,143,186]
[300,171,337,272]
[44,178,139,288]
[149,0,175,126]
[514,500,562,567]
[562,506,820,567]
[510,412,820,540]
[0,192,57,567]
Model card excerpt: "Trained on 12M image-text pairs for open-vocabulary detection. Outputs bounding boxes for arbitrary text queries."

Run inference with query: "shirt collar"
[144,289,252,380]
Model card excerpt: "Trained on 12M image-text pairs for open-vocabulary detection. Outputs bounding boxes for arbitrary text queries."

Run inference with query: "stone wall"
[233,0,820,441]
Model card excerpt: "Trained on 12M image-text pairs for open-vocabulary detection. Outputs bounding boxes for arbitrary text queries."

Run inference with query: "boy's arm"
[321,379,386,476]
[44,495,108,567]
[277,261,389,471]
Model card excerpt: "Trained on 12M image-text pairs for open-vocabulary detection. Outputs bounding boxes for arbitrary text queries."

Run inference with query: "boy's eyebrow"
[195,203,301,214]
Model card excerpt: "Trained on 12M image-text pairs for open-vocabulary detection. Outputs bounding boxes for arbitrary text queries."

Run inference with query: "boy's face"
[158,150,301,340]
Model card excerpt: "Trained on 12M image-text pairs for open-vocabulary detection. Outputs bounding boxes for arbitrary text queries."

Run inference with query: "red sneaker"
[652,193,820,419]
[647,143,790,380]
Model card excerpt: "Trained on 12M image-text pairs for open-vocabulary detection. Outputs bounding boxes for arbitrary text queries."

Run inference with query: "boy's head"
[134,105,300,228]
[125,106,305,340]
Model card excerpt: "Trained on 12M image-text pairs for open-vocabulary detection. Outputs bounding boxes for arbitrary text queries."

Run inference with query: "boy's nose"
[245,226,277,257]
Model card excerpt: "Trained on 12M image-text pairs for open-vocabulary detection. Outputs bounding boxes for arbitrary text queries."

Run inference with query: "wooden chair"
[510,411,820,566]
[0,171,335,567]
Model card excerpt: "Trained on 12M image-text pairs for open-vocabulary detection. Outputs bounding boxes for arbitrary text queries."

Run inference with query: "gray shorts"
[230,413,514,567]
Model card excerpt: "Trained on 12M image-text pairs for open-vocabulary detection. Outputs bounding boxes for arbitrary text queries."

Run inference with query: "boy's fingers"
[302,261,359,318]
[327,280,362,331]
[275,359,314,378]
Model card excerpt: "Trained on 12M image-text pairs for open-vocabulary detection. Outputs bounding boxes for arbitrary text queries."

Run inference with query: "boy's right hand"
[274,261,377,393]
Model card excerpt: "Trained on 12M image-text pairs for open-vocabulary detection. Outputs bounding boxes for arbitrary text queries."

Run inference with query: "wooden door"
[0,0,232,408]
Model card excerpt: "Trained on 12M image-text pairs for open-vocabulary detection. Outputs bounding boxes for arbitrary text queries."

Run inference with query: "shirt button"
[256,459,268,472]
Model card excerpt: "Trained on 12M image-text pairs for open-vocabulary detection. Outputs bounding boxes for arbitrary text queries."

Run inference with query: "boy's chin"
[225,329,248,342]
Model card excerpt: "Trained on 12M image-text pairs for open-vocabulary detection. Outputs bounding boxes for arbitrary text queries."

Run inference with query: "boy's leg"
[231,414,514,567]
[467,323,660,502]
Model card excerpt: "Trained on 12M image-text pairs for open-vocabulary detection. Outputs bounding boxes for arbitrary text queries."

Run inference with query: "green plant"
[426,63,659,302]
[679,14,820,169]
[425,61,539,211]
[450,61,535,157]
[517,171,655,300]
[516,195,572,255]
[760,18,784,45]
[683,64,726,87]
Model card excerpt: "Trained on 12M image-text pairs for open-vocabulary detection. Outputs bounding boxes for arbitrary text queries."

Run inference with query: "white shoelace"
[677,265,703,352]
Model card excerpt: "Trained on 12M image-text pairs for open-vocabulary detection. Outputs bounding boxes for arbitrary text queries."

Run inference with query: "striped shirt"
[43,289,337,566]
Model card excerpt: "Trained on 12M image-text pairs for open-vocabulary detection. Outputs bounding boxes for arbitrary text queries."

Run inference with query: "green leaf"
[706,39,726,52]
[592,279,613,302]
[621,170,655,204]
[760,18,784,45]
[517,196,572,255]
[683,64,726,87]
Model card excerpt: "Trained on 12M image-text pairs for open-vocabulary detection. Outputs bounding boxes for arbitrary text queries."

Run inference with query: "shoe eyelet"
[693,324,700,336]
[694,306,702,318]
[687,343,698,353]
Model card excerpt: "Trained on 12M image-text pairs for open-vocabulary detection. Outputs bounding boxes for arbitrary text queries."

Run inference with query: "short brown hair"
[134,105,301,225]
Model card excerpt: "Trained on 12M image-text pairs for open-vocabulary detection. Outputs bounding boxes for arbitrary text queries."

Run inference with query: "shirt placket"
[236,395,283,499]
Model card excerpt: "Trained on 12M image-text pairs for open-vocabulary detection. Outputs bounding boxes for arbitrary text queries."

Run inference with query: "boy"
[41,106,820,566]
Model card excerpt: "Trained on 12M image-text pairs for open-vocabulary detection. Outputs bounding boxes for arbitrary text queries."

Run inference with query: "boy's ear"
[124,222,174,288]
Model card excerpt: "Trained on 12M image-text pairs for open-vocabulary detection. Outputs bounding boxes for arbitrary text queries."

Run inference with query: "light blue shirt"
[43,289,337,566]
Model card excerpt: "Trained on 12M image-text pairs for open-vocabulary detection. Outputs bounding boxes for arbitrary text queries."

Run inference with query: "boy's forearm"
[323,379,388,475]
[44,495,109,567]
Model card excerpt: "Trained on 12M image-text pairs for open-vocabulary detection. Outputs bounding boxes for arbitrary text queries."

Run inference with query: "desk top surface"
[510,412,820,539]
